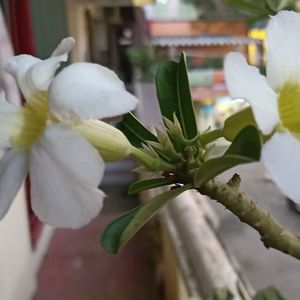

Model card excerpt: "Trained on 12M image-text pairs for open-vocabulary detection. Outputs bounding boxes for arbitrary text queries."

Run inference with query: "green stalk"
[130,146,176,172]
[198,174,300,260]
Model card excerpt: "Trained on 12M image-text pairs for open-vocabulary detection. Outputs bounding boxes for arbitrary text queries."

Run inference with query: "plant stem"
[199,128,223,145]
[130,146,176,172]
[197,174,300,260]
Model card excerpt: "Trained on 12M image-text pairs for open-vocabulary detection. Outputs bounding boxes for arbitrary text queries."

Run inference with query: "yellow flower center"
[12,92,49,150]
[10,91,132,161]
[278,83,300,136]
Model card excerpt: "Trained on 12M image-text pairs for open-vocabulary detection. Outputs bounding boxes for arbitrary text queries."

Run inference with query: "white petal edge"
[0,149,29,219]
[48,63,138,121]
[3,37,74,100]
[0,91,20,148]
[224,52,279,135]
[29,125,105,229]
[3,55,41,99]
[262,131,300,203]
[266,11,300,91]
[51,37,75,57]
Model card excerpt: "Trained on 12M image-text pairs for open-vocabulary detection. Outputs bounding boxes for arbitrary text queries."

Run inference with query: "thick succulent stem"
[197,174,300,260]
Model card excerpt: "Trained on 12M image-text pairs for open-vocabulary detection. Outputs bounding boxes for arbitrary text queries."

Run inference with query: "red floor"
[35,185,160,300]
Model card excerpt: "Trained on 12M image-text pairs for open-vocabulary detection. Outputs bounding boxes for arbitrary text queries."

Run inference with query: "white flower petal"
[262,131,300,203]
[266,11,300,90]
[51,37,75,57]
[48,63,138,121]
[0,149,28,219]
[224,52,279,134]
[3,38,74,100]
[0,91,20,148]
[3,54,41,99]
[29,125,105,229]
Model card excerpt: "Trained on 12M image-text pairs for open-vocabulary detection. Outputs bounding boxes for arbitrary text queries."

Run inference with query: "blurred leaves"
[127,46,168,82]
[182,0,241,18]
[205,288,234,300]
[205,287,286,300]
[184,0,297,23]
[226,0,296,23]
[254,287,286,299]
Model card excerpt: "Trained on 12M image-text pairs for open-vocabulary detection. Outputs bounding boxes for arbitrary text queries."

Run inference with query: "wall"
[30,0,69,58]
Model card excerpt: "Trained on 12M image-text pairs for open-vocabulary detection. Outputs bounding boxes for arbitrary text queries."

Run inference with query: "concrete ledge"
[146,187,253,300]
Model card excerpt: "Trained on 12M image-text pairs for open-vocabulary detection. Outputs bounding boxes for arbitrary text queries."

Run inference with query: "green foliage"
[182,0,241,19]
[223,107,257,142]
[198,57,224,69]
[103,56,266,254]
[156,53,198,139]
[127,46,168,82]
[127,47,153,82]
[254,287,286,300]
[101,185,191,253]
[226,0,295,23]
[117,113,158,148]
[205,288,234,300]
[204,287,286,300]
[128,177,174,195]
[194,125,261,187]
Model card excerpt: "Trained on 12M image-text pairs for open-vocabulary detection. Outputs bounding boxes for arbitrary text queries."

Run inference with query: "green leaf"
[223,107,257,142]
[254,287,286,300]
[177,53,198,139]
[225,125,261,160]
[194,126,261,187]
[277,0,294,10]
[117,113,158,148]
[156,61,178,121]
[155,53,197,139]
[129,177,174,195]
[205,288,234,300]
[225,0,270,14]
[101,185,191,253]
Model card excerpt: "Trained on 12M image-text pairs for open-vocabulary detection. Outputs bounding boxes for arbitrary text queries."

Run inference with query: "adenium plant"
[1,10,300,299]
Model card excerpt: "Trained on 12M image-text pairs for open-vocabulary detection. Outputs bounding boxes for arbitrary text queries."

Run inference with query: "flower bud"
[74,120,131,162]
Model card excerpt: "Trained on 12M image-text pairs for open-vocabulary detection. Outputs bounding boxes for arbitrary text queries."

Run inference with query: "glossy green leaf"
[117,113,158,148]
[101,185,191,253]
[194,126,261,187]
[254,287,286,300]
[156,61,178,121]
[177,53,198,139]
[155,53,197,139]
[129,177,174,195]
[223,107,257,142]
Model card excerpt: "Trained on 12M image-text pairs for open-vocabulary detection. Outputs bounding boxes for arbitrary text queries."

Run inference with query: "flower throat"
[278,83,300,136]
[12,92,49,150]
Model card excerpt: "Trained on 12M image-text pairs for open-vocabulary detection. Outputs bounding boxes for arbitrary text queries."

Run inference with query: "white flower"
[224,11,300,203]
[0,37,138,228]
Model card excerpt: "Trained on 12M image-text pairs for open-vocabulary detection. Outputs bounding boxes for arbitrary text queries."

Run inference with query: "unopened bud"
[74,120,131,162]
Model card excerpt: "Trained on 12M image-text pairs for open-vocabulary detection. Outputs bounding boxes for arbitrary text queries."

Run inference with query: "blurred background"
[1,0,300,299]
